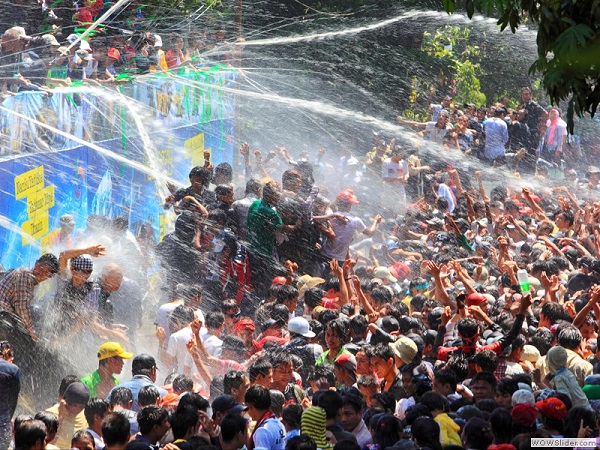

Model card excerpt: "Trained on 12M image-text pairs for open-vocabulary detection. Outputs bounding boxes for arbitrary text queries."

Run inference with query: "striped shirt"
[0,268,38,332]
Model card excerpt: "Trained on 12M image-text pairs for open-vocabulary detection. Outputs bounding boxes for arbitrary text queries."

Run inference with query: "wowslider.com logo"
[532,438,596,447]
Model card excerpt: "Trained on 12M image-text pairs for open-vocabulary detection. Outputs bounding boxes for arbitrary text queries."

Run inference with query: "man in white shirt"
[203,311,225,357]
[381,146,409,214]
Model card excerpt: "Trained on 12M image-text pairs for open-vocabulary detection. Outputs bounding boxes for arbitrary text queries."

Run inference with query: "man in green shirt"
[247,181,285,300]
[81,342,133,399]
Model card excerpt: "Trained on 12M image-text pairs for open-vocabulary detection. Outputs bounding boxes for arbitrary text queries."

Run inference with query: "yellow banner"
[22,212,49,246]
[27,185,55,217]
[14,166,45,200]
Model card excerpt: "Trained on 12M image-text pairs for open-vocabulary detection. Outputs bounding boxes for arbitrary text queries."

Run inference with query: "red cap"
[107,47,120,60]
[74,9,92,22]
[519,206,533,215]
[234,318,255,334]
[272,276,287,285]
[336,189,359,204]
[466,293,487,307]
[535,397,567,420]
[510,403,538,427]
[389,262,410,280]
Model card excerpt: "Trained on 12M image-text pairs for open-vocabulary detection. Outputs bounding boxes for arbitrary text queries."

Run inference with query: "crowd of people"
[4,6,600,450]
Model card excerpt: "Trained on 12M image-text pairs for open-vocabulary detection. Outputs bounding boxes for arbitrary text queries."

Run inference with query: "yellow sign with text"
[14,166,44,200]
[27,185,55,217]
[185,133,210,168]
[22,212,49,245]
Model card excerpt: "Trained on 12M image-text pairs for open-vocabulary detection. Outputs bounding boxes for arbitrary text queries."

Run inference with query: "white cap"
[79,40,91,51]
[288,317,315,338]
[154,34,163,47]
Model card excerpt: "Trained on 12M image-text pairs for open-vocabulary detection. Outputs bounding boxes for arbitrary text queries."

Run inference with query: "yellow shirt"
[46,404,87,449]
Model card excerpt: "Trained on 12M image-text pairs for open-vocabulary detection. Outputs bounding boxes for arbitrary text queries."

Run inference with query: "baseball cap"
[211,395,248,417]
[335,353,357,372]
[70,254,93,272]
[389,336,418,364]
[535,397,567,420]
[63,382,90,405]
[288,317,315,338]
[466,293,487,307]
[154,34,163,47]
[512,389,535,407]
[41,34,60,46]
[373,266,397,283]
[107,47,120,60]
[511,403,538,427]
[336,189,359,204]
[97,342,134,361]
[272,276,287,285]
[389,262,410,280]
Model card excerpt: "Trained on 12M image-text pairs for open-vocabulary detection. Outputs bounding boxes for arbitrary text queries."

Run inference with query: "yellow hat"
[97,342,134,361]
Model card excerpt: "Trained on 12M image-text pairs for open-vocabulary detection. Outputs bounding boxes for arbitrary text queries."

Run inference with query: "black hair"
[189,166,212,185]
[221,413,248,443]
[287,435,317,450]
[371,287,392,305]
[463,417,493,449]
[446,354,469,381]
[564,406,597,438]
[58,375,80,397]
[489,407,513,445]
[245,179,262,195]
[14,419,46,450]
[173,374,194,394]
[315,390,343,420]
[206,311,225,329]
[109,387,133,407]
[71,430,94,448]
[245,385,271,411]
[372,414,402,448]
[171,405,200,440]
[138,385,161,407]
[177,392,210,413]
[271,304,290,326]
[270,390,285,417]
[558,326,583,350]
[224,371,245,395]
[307,364,336,389]
[84,398,110,428]
[248,358,273,383]
[215,162,233,180]
[410,294,427,312]
[472,349,499,373]
[215,184,234,197]
[137,405,169,435]
[457,317,479,338]
[282,404,303,430]
[101,413,131,446]
[496,378,519,396]
[37,253,59,274]
[411,416,442,450]
[371,392,395,413]
[325,319,348,344]
[342,393,364,414]
[434,369,457,392]
[170,305,195,326]
[333,440,360,450]
[304,287,325,308]
[33,411,58,435]
[471,371,497,390]
[530,328,554,356]
[370,343,394,363]
[419,391,448,413]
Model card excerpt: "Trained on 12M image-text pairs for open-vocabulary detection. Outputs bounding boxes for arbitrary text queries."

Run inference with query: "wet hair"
[170,305,195,326]
[248,358,273,383]
[433,369,457,392]
[304,287,325,308]
[270,390,285,417]
[530,328,554,356]
[221,413,248,443]
[170,405,200,440]
[206,311,225,329]
[271,304,290,326]
[307,364,335,389]
[371,287,393,305]
[316,390,343,420]
[371,392,395,413]
[58,375,80,397]
[457,317,479,338]
[472,349,499,373]
[446,354,469,381]
[282,404,303,430]
[173,374,194,394]
[177,392,210,413]
[558,326,583,350]
[33,411,58,435]
[370,343,394,363]
[215,184,233,198]
[245,385,271,411]
[84,398,110,427]
[410,294,427,312]
[224,371,246,395]
[137,405,169,435]
[245,179,262,195]
[215,162,233,182]
[36,253,59,274]
[101,413,130,447]
[349,315,368,336]
[138,385,161,407]
[325,319,348,344]
[109,387,133,407]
